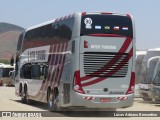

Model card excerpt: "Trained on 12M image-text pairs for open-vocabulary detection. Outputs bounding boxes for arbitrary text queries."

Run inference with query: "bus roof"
[136,51,147,55]
[148,48,160,52]
[26,19,55,32]
[25,12,132,33]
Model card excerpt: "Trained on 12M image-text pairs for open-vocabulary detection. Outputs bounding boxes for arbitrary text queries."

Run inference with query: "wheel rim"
[55,95,60,109]
[49,93,53,107]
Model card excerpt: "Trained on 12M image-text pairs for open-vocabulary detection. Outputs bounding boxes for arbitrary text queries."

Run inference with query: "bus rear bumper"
[68,92,134,109]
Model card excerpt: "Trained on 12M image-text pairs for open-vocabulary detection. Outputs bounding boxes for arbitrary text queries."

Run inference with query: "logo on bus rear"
[84,18,92,26]
[90,45,117,50]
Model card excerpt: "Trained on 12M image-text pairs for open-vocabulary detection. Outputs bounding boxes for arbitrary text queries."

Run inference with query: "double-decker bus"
[13,12,135,111]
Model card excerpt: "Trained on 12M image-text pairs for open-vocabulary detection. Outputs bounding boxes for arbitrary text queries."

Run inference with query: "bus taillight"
[73,71,85,94]
[82,12,86,16]
[126,72,135,94]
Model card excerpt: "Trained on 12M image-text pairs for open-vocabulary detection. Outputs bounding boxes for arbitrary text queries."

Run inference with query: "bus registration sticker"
[84,18,92,29]
[84,18,92,26]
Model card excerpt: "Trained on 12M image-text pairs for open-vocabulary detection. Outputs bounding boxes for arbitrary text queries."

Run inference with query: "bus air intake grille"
[83,52,129,77]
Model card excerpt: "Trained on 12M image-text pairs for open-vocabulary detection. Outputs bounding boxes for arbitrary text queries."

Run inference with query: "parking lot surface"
[0,87,160,120]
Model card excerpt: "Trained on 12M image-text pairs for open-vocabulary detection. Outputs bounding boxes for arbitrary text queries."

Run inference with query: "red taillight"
[84,40,88,48]
[126,72,135,94]
[73,71,85,94]
[82,12,86,16]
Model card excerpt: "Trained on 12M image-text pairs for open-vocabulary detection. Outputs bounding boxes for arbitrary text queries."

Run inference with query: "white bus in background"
[151,58,160,101]
[0,63,14,86]
[139,48,160,101]
[12,12,136,111]
[135,51,146,97]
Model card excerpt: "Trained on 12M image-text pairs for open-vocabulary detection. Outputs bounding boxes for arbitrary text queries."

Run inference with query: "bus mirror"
[10,57,14,66]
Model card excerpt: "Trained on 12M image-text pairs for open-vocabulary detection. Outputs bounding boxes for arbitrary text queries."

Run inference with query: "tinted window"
[31,64,40,79]
[81,15,133,38]
[23,18,74,50]
[147,60,158,81]
[20,63,48,80]
[153,72,160,85]
[0,68,3,77]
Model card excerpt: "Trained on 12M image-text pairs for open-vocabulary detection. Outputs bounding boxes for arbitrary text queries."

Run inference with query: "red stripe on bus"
[81,47,133,87]
[119,37,132,53]
[57,43,68,86]
[40,45,53,90]
[41,44,57,93]
[40,45,54,90]
[47,45,57,82]
[56,43,66,83]
[81,37,132,81]
[98,37,131,74]
[50,44,61,84]
[88,34,125,37]
[52,43,66,89]
[39,44,60,101]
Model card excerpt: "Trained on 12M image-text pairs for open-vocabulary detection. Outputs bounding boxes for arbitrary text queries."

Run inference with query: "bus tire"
[21,85,32,104]
[47,88,62,112]
[19,84,22,96]
[21,89,26,103]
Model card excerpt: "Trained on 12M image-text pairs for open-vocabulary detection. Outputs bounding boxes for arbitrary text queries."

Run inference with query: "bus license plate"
[100,98,111,102]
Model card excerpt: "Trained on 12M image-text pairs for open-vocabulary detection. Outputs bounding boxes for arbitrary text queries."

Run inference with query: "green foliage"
[0,59,10,64]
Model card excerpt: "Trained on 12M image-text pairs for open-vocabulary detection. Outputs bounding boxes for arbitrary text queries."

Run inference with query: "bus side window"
[40,64,45,80]
[44,64,48,80]
[20,65,24,78]
[31,64,40,80]
[27,64,31,79]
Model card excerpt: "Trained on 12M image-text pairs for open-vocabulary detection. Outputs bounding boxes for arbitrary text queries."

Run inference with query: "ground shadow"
[9,99,117,117]
[10,99,48,111]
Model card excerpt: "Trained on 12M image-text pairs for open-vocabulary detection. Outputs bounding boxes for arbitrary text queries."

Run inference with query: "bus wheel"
[21,89,26,103]
[47,89,62,112]
[21,86,32,104]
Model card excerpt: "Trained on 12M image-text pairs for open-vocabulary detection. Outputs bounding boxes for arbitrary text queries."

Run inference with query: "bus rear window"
[81,14,133,38]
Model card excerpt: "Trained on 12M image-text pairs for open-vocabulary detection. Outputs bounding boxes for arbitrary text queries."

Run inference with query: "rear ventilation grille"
[83,52,129,77]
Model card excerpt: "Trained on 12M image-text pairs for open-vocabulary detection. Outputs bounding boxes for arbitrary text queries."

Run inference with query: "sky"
[0,0,160,50]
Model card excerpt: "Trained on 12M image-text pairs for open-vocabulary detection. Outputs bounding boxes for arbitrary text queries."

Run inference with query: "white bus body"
[135,51,146,97]
[14,12,136,111]
[151,57,160,101]
[139,48,160,101]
